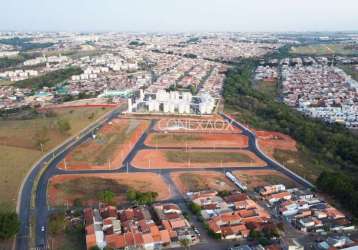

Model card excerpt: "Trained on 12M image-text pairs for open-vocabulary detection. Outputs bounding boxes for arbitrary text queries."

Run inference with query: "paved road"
[15,106,124,250]
[16,112,314,250]
[220,112,314,189]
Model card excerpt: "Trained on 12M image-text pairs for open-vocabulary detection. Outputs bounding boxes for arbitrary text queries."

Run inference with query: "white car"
[41,226,45,232]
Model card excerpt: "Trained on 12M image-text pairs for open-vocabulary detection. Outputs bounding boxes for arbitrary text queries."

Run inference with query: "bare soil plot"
[48,173,170,207]
[58,118,149,170]
[154,117,242,133]
[145,132,248,148]
[255,130,297,157]
[233,170,299,191]
[132,149,266,169]
[171,171,236,193]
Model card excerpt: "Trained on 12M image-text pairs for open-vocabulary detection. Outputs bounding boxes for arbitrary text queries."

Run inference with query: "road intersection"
[16,110,314,250]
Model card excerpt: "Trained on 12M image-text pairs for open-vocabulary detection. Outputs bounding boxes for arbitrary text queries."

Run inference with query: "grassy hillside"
[0,107,111,208]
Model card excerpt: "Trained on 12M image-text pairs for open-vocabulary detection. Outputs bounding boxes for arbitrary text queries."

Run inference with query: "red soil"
[131,149,267,169]
[145,132,249,148]
[255,130,297,157]
[47,173,170,207]
[58,119,149,170]
[154,117,242,133]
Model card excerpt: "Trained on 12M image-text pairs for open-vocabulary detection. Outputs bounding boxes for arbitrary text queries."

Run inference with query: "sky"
[1,0,358,32]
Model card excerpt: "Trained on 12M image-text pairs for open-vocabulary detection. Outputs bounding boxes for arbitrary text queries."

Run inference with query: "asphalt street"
[15,111,314,250]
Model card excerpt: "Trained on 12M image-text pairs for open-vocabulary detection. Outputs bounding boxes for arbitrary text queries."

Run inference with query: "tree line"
[15,66,83,90]
[223,59,358,219]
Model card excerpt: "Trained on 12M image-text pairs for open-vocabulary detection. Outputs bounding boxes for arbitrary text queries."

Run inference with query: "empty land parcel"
[290,44,358,55]
[132,149,266,168]
[0,107,111,207]
[145,132,248,148]
[59,118,149,170]
[47,173,170,207]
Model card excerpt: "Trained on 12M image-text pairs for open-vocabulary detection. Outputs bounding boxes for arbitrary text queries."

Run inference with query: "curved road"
[15,106,124,250]
[16,112,313,249]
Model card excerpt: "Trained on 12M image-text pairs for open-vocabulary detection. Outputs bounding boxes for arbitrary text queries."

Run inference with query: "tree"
[98,190,115,204]
[0,212,20,239]
[217,190,230,197]
[188,202,201,215]
[179,239,190,250]
[126,190,158,205]
[33,126,50,151]
[48,212,65,235]
[126,189,137,201]
[57,118,71,134]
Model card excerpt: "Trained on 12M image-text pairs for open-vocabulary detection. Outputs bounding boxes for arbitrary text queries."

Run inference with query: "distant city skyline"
[1,0,358,32]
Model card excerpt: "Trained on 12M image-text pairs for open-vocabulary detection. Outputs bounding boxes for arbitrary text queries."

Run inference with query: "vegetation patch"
[165,151,252,163]
[0,107,110,206]
[70,119,139,165]
[223,59,358,219]
[290,44,358,56]
[15,66,83,89]
[151,133,202,144]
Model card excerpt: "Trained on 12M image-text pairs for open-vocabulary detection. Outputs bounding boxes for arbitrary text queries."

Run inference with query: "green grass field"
[0,107,111,208]
[290,44,358,56]
[165,151,252,163]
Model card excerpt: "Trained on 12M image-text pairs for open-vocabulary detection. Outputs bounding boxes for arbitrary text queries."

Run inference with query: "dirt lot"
[171,171,236,193]
[145,132,248,148]
[132,149,266,169]
[0,107,111,208]
[233,170,299,191]
[48,173,170,207]
[58,118,149,170]
[255,130,297,157]
[154,117,242,133]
